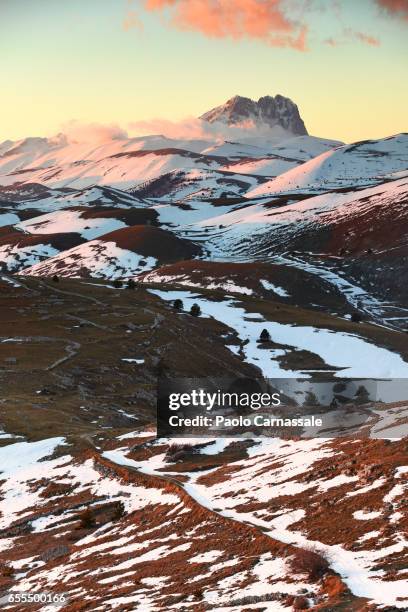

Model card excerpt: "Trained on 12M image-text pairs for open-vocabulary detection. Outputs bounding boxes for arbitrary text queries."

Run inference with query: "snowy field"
[149,289,408,378]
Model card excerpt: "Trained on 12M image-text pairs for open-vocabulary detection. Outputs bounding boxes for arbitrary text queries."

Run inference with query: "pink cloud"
[143,0,308,51]
[350,30,381,46]
[123,9,144,31]
[326,28,380,47]
[323,37,339,47]
[375,0,408,20]
[61,121,128,144]
[129,115,287,140]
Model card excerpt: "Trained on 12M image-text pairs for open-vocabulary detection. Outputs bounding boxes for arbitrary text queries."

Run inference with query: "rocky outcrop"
[200,94,308,135]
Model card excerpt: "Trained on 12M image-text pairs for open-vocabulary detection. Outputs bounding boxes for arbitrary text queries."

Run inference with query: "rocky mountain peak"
[200,94,308,135]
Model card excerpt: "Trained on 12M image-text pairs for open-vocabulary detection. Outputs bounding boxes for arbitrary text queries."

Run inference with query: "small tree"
[333,382,347,394]
[351,312,362,323]
[173,298,183,311]
[190,303,201,317]
[354,385,370,404]
[304,391,320,407]
[113,279,123,289]
[52,274,59,283]
[127,278,136,290]
[259,328,270,343]
[290,546,330,582]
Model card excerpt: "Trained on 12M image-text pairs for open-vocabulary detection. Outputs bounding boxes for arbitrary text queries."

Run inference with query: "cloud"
[353,31,380,46]
[129,115,290,140]
[142,0,309,51]
[344,28,380,46]
[323,37,338,46]
[60,121,128,144]
[123,9,144,31]
[324,28,380,47]
[375,0,408,20]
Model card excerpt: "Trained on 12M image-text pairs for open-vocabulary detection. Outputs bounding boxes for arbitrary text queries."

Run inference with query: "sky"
[1,0,407,143]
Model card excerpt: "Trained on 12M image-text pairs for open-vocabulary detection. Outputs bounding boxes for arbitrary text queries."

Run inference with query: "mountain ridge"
[200,94,308,136]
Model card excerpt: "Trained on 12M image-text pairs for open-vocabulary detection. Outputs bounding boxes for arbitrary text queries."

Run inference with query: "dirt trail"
[35,279,107,306]
[47,340,81,371]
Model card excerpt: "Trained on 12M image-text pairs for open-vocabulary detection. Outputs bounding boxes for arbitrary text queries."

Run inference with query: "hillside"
[0,96,407,610]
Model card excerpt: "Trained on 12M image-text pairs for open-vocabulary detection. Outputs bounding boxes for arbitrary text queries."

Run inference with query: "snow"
[140,271,253,295]
[358,531,381,543]
[0,439,181,535]
[247,133,408,196]
[317,474,359,491]
[149,289,408,378]
[260,279,289,297]
[0,243,59,272]
[0,437,65,478]
[121,358,145,364]
[0,438,65,529]
[0,427,18,440]
[198,439,235,455]
[0,212,19,227]
[347,478,386,497]
[105,434,408,609]
[116,430,154,440]
[16,210,126,240]
[21,240,157,279]
[189,550,223,564]
[353,510,383,520]
[0,131,339,193]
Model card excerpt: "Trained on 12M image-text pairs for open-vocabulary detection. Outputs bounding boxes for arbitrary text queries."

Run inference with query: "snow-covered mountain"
[248,133,408,196]
[1,99,408,612]
[201,94,308,135]
[0,134,339,193]
[0,100,407,330]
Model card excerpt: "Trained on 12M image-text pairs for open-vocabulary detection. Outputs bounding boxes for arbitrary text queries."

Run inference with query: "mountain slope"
[248,133,408,197]
[21,226,201,279]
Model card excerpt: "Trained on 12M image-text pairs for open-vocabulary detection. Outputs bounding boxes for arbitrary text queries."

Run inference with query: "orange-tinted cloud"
[325,28,380,47]
[123,9,144,31]
[375,0,408,20]
[128,115,288,140]
[354,31,380,45]
[143,0,308,51]
[346,29,381,46]
[61,121,128,144]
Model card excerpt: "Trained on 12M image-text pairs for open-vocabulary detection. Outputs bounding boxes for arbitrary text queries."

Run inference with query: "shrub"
[173,298,183,311]
[113,279,123,289]
[0,563,14,577]
[293,595,309,610]
[78,507,96,529]
[259,328,270,342]
[52,274,59,283]
[41,545,69,563]
[165,443,195,463]
[112,501,126,521]
[290,546,330,581]
[351,312,362,323]
[190,303,201,317]
[332,382,346,393]
[126,278,136,290]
